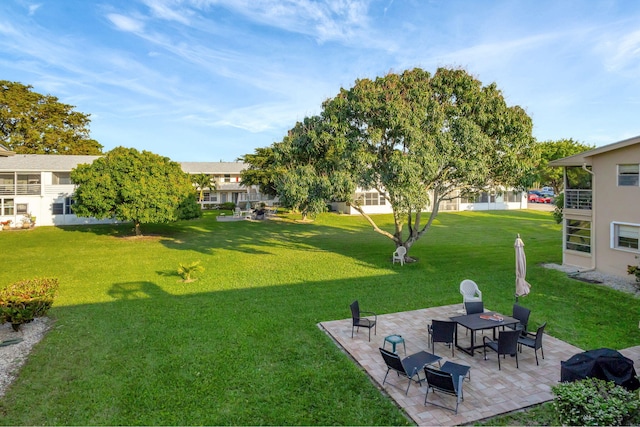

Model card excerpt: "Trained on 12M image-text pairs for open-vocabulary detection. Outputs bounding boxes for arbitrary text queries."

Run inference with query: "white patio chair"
[460,279,482,303]
[392,246,407,266]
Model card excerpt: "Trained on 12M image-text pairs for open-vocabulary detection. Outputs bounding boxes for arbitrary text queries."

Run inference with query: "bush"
[219,202,236,210]
[177,261,205,282]
[552,192,564,224]
[0,278,59,331]
[552,377,640,426]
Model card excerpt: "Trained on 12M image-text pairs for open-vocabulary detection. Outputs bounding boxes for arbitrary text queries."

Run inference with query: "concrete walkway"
[319,304,640,426]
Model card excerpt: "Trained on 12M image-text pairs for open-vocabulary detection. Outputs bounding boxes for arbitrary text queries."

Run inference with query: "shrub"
[552,377,640,426]
[177,261,205,282]
[552,192,564,224]
[0,278,59,331]
[219,202,236,210]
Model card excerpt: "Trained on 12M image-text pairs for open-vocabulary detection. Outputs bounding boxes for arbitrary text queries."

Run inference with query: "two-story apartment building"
[1,143,531,227]
[332,187,527,214]
[0,146,274,227]
[549,135,640,279]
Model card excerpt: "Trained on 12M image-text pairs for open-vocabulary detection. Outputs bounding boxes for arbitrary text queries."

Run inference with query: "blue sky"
[1,0,639,161]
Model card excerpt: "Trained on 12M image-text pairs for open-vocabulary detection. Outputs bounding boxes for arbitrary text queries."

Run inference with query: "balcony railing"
[565,189,592,210]
[0,183,42,195]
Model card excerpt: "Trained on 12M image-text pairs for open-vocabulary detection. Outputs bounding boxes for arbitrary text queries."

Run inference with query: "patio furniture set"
[349,280,547,414]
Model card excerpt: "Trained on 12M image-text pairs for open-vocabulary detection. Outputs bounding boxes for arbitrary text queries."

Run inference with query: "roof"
[179,162,247,174]
[0,154,100,171]
[0,154,249,174]
[548,135,640,167]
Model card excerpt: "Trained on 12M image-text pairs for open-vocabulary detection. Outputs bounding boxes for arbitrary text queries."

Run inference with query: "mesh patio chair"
[379,348,441,395]
[483,329,520,370]
[350,300,377,341]
[518,322,546,365]
[464,301,484,314]
[463,301,484,338]
[424,361,471,414]
[428,320,456,356]
[506,304,530,335]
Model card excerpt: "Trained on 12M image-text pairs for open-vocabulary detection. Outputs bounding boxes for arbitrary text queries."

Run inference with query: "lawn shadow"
[107,281,172,300]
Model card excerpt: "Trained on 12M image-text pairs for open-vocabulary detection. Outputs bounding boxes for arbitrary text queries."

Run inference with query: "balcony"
[0,183,42,195]
[564,189,592,210]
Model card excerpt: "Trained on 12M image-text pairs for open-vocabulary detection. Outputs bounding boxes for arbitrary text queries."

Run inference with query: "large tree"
[0,80,102,154]
[251,67,539,260]
[537,138,593,194]
[273,116,354,220]
[71,147,200,236]
[238,146,281,199]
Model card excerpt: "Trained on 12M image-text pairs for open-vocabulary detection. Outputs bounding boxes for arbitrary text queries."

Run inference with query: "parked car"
[528,190,552,203]
[539,187,555,198]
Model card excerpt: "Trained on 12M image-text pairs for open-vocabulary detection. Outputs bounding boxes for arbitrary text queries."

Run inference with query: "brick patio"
[319,303,640,426]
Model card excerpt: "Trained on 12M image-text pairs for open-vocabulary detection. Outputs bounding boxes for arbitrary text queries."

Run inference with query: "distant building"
[331,187,527,214]
[0,144,530,227]
[0,147,274,227]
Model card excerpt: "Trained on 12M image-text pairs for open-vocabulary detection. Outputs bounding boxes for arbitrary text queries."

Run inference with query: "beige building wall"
[591,144,640,277]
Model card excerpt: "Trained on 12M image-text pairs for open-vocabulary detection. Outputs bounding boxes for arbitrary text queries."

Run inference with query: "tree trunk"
[135,221,142,236]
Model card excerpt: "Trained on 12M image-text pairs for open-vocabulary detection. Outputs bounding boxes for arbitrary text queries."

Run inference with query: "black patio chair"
[506,304,530,335]
[379,348,441,395]
[518,322,546,365]
[350,300,377,341]
[464,301,484,314]
[424,361,471,414]
[483,329,520,370]
[463,301,484,338]
[428,320,456,356]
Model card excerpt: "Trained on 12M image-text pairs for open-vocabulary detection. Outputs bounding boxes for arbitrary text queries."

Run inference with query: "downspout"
[582,163,596,270]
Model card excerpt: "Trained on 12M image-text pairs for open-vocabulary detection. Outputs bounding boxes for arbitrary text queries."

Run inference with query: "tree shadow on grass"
[107,281,172,300]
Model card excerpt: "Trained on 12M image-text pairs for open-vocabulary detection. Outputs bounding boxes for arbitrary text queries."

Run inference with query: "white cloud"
[599,28,640,73]
[27,3,41,16]
[107,13,145,33]
[186,0,377,45]
[141,0,192,25]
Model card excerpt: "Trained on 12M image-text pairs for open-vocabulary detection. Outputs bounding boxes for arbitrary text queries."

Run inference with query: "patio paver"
[319,303,594,426]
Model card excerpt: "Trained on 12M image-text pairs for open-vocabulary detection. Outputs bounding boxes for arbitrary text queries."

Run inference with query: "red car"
[528,191,552,203]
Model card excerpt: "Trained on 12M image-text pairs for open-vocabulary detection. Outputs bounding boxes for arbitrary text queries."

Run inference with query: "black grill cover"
[561,348,639,391]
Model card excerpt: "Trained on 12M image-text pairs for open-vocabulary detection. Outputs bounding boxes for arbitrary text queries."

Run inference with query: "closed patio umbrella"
[515,234,531,302]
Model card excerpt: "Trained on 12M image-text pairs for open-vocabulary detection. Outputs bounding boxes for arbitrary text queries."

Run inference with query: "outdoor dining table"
[449,311,519,356]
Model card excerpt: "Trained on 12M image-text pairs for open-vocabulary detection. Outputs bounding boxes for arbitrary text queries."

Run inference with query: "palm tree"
[191,173,215,202]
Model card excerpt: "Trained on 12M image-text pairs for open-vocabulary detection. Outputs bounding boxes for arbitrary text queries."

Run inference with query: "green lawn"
[0,210,638,425]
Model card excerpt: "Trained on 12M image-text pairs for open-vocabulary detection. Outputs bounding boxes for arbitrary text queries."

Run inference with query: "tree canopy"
[244,67,539,260]
[537,138,594,194]
[70,147,200,236]
[0,80,102,155]
[238,147,281,199]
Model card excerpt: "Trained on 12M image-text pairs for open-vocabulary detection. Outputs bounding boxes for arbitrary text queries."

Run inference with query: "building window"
[223,174,231,183]
[16,203,28,214]
[52,197,74,215]
[1,198,14,215]
[52,172,72,185]
[504,191,521,203]
[618,164,639,186]
[565,219,591,253]
[52,203,64,215]
[65,197,74,214]
[0,174,14,195]
[356,192,385,206]
[611,223,639,251]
